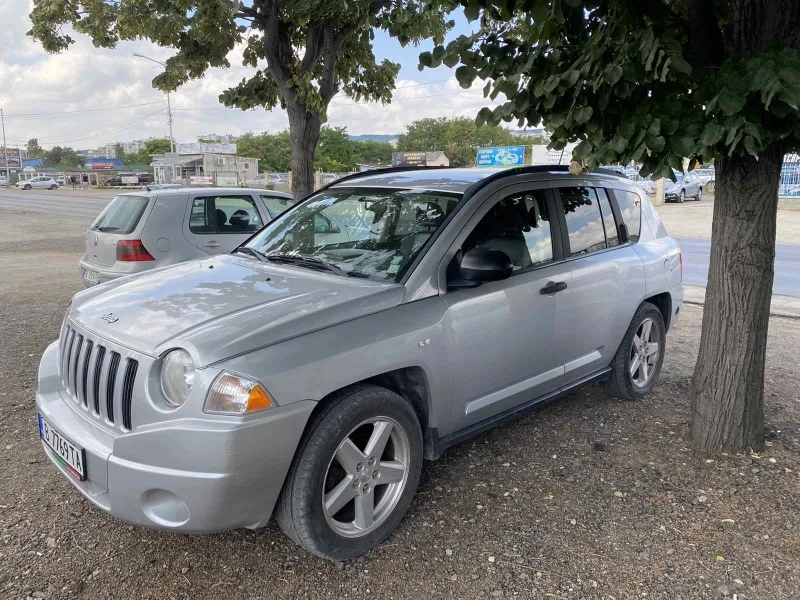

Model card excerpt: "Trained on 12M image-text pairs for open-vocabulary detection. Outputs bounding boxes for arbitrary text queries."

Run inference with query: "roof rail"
[317,165,456,192]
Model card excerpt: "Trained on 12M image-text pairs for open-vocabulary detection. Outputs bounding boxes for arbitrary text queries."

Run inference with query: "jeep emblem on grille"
[101,312,119,323]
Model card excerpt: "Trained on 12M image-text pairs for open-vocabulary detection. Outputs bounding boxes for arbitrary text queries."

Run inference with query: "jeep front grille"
[59,324,138,431]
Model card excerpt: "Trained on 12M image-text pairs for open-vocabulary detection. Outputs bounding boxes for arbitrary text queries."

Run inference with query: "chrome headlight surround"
[160,349,195,407]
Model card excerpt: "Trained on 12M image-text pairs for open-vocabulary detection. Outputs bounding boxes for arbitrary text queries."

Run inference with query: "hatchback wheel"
[276,384,423,560]
[678,190,685,203]
[50,184,57,190]
[24,184,31,190]
[604,302,666,400]
[696,188,703,201]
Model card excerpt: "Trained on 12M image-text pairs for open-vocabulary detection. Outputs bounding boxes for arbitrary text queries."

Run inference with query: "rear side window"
[558,187,607,256]
[596,188,619,247]
[260,194,293,218]
[91,195,150,234]
[191,195,263,234]
[613,190,642,243]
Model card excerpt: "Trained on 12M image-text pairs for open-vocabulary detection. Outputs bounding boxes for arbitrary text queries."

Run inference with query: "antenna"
[118,155,150,192]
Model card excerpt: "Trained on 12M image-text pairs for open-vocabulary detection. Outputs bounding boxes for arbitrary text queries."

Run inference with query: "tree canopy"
[396,116,532,165]
[421,1,800,178]
[42,146,81,167]
[135,139,172,164]
[26,138,44,158]
[236,127,394,172]
[28,0,454,199]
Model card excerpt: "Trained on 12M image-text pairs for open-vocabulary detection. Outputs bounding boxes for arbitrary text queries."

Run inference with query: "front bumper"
[35,341,315,533]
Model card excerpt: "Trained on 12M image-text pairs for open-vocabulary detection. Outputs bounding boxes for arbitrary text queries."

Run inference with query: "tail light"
[679,251,683,281]
[116,240,155,262]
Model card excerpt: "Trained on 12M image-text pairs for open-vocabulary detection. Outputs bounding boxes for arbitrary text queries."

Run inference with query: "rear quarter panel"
[140,192,202,266]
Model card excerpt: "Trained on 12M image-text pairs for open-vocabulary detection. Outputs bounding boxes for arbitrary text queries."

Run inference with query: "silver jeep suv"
[36,166,683,560]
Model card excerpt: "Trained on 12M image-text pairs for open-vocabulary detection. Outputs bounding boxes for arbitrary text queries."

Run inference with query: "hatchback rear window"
[91,195,150,234]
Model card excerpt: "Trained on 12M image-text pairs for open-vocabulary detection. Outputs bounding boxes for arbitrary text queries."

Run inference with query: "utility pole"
[132,53,175,153]
[1,108,9,184]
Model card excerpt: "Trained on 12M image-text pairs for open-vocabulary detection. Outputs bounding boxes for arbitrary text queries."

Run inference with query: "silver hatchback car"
[37,166,683,560]
[79,187,294,285]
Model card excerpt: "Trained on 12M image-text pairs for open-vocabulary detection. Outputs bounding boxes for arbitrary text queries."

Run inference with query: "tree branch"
[300,22,324,72]
[236,3,264,23]
[318,23,358,103]
[687,0,726,69]
[258,0,297,104]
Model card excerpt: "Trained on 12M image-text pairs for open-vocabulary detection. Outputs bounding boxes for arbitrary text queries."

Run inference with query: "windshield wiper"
[96,226,119,232]
[232,247,268,262]
[265,253,345,276]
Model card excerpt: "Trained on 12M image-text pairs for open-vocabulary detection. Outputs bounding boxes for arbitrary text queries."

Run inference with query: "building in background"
[511,128,550,141]
[151,150,257,186]
[197,133,240,144]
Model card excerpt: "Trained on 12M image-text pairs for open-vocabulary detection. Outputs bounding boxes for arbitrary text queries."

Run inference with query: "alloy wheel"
[322,416,411,538]
[679,190,685,203]
[630,317,660,388]
[697,188,703,201]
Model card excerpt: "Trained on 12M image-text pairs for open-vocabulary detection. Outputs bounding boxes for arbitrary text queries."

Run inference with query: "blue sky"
[0,3,501,149]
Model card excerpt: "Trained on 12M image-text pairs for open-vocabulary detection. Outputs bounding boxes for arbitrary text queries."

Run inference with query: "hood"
[70,254,405,366]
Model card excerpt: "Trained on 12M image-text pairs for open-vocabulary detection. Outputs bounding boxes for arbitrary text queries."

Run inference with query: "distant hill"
[349,134,398,143]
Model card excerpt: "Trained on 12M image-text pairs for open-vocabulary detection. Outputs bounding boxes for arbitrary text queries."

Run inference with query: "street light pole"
[1,108,9,184]
[132,53,175,152]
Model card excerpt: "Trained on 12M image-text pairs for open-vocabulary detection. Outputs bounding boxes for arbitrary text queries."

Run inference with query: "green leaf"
[647,118,661,137]
[647,135,666,153]
[574,106,593,124]
[701,123,725,147]
[743,135,758,157]
[604,64,623,86]
[717,87,747,116]
[670,55,692,75]
[669,137,695,157]
[609,136,629,154]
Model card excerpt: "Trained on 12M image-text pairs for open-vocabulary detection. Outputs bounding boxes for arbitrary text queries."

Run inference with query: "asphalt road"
[2,189,798,296]
[0,187,114,219]
[677,237,800,297]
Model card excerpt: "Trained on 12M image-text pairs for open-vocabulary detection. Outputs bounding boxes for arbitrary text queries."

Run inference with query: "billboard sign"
[190,175,214,186]
[476,146,525,167]
[391,151,427,167]
[178,142,237,154]
[0,148,22,168]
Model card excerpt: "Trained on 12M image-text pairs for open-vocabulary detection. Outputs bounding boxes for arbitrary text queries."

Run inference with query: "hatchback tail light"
[679,251,683,281]
[116,240,155,262]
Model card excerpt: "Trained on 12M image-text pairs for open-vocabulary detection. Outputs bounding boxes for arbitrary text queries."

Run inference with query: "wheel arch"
[643,292,672,331]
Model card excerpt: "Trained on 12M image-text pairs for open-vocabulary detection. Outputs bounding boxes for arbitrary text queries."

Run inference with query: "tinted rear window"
[91,195,150,234]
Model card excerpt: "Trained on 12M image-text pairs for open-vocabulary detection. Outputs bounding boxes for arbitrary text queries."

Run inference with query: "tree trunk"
[690,144,784,453]
[288,105,322,202]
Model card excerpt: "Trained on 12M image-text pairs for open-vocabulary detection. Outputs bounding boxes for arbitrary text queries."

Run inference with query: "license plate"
[38,413,86,481]
[83,269,100,285]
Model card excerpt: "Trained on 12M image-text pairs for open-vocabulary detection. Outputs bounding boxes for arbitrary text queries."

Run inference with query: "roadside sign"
[121,175,138,185]
[477,146,525,167]
[190,175,214,186]
[216,175,238,186]
[392,152,427,167]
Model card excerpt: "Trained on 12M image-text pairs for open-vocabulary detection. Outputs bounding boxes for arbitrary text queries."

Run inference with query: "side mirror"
[460,248,513,283]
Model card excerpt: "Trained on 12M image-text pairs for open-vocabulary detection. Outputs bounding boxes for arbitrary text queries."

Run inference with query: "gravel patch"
[1,209,798,599]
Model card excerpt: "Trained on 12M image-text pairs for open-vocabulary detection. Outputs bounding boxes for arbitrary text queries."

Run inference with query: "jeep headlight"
[160,349,194,407]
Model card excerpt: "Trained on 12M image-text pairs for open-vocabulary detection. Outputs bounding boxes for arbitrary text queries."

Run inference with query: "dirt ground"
[1,207,799,600]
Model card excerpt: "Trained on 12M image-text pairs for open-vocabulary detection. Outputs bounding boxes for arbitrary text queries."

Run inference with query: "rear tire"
[604,302,666,400]
[678,190,685,203]
[276,385,423,560]
[696,188,703,201]
[24,184,31,190]
[50,184,57,190]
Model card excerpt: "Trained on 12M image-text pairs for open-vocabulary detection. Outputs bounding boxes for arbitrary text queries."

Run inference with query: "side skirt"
[430,367,612,459]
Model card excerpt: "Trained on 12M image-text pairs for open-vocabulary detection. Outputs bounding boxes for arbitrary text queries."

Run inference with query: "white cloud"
[0,3,506,149]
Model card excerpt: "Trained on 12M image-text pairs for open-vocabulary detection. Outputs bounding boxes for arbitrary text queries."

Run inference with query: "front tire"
[50,184,57,190]
[23,184,31,190]
[276,385,423,561]
[696,188,703,201]
[604,302,666,400]
[678,190,685,203]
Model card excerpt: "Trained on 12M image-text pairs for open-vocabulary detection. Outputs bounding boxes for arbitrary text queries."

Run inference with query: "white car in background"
[0,175,8,187]
[16,176,59,190]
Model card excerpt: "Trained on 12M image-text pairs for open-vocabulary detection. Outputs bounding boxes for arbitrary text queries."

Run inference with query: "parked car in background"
[78,187,293,286]
[664,172,703,202]
[636,179,656,194]
[39,166,683,561]
[0,175,8,187]
[56,176,66,186]
[16,176,59,190]
[692,168,715,191]
[137,183,185,192]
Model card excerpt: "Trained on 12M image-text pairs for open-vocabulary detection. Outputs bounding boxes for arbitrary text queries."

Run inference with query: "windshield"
[91,195,150,234]
[245,187,461,281]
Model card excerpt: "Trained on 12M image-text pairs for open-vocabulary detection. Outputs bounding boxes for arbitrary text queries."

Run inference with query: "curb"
[683,284,800,319]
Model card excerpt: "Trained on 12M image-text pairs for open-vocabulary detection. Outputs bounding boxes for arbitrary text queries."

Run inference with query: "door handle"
[205,241,222,248]
[540,281,568,295]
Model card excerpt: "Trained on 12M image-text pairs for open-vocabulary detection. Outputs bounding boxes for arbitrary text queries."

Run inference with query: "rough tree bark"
[288,106,322,201]
[690,145,784,452]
